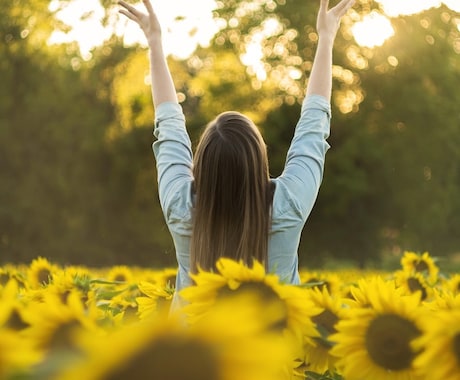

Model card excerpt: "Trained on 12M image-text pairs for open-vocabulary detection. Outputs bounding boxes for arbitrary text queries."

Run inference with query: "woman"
[119,0,355,294]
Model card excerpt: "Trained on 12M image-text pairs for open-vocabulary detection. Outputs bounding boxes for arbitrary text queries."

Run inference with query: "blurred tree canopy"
[1,0,459,268]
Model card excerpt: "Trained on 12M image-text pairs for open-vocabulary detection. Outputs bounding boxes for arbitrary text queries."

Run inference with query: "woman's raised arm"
[118,0,177,107]
[306,0,355,100]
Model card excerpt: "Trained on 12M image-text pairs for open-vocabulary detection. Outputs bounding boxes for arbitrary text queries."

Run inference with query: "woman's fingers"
[320,0,355,17]
[118,0,155,20]
[142,0,155,17]
[331,0,355,17]
[316,0,355,40]
[143,0,161,30]
[119,8,139,23]
[118,0,141,17]
[118,0,160,30]
[118,0,162,41]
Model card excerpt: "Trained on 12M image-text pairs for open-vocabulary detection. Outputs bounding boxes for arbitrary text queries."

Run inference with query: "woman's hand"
[316,0,355,43]
[118,0,162,45]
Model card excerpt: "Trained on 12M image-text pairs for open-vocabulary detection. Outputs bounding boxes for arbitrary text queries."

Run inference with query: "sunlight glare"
[376,0,445,17]
[352,11,395,48]
[48,0,111,60]
[443,0,460,12]
[48,0,219,60]
[115,0,220,59]
[240,18,282,81]
[47,0,460,63]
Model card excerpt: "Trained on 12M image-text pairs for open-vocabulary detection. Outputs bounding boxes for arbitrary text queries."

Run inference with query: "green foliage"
[1,0,459,267]
[344,6,460,259]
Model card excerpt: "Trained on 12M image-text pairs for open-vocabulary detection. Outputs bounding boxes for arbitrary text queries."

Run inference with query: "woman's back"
[153,95,331,291]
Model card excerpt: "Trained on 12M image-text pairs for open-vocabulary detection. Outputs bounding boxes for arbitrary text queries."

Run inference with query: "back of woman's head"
[191,111,273,273]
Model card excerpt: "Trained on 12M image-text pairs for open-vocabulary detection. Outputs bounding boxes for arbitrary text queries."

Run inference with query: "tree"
[2,0,459,268]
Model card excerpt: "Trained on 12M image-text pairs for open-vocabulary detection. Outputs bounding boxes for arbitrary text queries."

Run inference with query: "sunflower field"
[1,251,459,380]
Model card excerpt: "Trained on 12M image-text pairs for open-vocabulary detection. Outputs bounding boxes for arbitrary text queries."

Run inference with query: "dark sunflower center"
[407,277,427,300]
[106,336,220,380]
[59,290,72,304]
[365,314,420,370]
[453,333,460,366]
[413,260,429,273]
[218,281,288,330]
[0,272,10,286]
[47,319,82,350]
[37,268,52,285]
[312,309,339,348]
[114,274,127,282]
[6,309,30,330]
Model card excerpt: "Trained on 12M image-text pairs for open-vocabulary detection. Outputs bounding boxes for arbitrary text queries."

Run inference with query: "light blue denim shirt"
[153,94,331,292]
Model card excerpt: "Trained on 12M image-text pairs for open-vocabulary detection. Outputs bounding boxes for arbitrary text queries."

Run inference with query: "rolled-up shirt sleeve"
[152,102,193,217]
[278,94,331,221]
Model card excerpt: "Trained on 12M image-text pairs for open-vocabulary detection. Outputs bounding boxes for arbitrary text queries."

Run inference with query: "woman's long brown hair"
[190,111,273,273]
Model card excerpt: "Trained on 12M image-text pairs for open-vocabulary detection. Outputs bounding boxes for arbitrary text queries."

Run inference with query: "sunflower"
[342,276,397,309]
[90,267,140,319]
[0,328,42,379]
[0,267,11,287]
[299,270,342,295]
[24,290,103,353]
[26,257,59,288]
[301,287,347,374]
[61,266,94,297]
[46,269,89,306]
[430,288,460,311]
[394,270,433,302]
[107,292,140,322]
[136,280,174,319]
[1,264,28,289]
[330,276,424,380]
[444,273,460,295]
[0,279,32,331]
[105,265,134,284]
[413,308,460,380]
[150,267,178,289]
[181,258,320,345]
[57,295,293,380]
[400,251,439,284]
